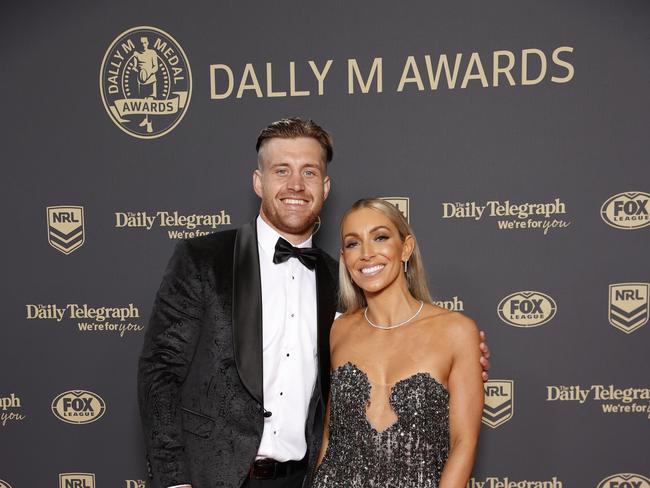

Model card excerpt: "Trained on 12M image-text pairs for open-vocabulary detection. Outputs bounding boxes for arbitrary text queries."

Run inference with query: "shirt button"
[286,353,290,357]
[280,392,283,396]
[290,313,294,318]
[292,275,295,280]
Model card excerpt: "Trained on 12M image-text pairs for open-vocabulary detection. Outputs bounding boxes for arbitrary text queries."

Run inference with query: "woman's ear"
[402,234,415,262]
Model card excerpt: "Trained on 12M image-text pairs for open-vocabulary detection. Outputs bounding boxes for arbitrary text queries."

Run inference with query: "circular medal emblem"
[100,26,192,139]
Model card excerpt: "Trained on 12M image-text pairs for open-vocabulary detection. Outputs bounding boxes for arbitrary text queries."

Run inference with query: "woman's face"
[341,207,413,295]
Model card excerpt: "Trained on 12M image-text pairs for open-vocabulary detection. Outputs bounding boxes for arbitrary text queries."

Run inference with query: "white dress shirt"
[255,215,318,461]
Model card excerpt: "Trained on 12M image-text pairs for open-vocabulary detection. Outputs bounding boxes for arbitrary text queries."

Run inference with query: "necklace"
[364,300,424,330]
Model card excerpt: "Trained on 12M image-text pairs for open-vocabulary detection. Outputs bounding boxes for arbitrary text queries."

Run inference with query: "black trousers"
[240,468,306,488]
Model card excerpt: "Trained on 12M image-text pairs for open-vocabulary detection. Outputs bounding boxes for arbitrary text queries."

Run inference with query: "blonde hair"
[338,198,433,313]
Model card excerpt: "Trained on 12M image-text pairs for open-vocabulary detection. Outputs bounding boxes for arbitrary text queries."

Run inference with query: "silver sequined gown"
[312,362,449,488]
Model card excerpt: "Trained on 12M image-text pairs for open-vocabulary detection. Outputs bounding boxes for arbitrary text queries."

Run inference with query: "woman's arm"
[438,317,484,488]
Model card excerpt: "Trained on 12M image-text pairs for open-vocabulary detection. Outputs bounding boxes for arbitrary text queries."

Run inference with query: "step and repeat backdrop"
[1,0,649,487]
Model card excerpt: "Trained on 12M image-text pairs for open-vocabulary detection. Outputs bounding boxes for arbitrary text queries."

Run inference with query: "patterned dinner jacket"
[137,221,338,488]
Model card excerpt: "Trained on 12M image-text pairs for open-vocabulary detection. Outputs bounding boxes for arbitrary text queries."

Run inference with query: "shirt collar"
[256,215,313,258]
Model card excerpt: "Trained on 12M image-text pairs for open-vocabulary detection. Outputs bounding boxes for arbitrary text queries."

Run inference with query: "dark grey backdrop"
[1,0,649,487]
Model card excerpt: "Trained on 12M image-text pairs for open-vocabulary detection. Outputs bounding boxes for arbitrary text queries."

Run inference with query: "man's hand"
[479,330,491,382]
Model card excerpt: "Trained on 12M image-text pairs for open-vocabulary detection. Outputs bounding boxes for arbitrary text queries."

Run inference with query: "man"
[138,118,490,488]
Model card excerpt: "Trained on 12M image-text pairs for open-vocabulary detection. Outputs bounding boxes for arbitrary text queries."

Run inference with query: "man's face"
[254,137,331,243]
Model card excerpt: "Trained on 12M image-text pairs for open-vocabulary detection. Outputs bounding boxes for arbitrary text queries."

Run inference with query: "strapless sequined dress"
[312,362,449,488]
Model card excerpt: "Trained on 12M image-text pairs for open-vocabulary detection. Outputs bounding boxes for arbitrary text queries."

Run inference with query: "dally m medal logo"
[609,283,649,334]
[601,191,650,230]
[51,390,106,425]
[382,197,410,223]
[0,480,13,488]
[482,380,514,428]
[47,206,84,255]
[100,26,192,139]
[497,291,557,328]
[59,473,95,488]
[597,473,650,488]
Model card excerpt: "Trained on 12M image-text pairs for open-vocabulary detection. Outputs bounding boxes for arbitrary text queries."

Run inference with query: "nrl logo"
[100,26,192,139]
[482,379,514,428]
[597,473,650,488]
[59,473,95,488]
[609,283,649,334]
[47,206,85,255]
[381,197,410,223]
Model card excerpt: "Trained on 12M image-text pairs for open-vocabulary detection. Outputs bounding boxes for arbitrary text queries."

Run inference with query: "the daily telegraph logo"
[47,206,85,254]
[51,390,106,424]
[433,296,464,312]
[597,473,650,488]
[441,198,570,235]
[100,26,191,139]
[482,380,513,428]
[497,291,557,328]
[601,191,650,230]
[26,303,143,337]
[381,197,410,223]
[546,385,650,420]
[59,473,95,488]
[467,477,562,488]
[1,393,25,427]
[0,480,12,488]
[609,283,649,334]
[126,481,146,488]
[115,210,231,239]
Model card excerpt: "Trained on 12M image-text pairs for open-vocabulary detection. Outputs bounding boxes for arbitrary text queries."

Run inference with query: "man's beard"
[261,198,321,237]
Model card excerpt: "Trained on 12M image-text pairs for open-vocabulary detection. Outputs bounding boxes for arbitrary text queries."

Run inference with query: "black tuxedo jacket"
[137,222,338,488]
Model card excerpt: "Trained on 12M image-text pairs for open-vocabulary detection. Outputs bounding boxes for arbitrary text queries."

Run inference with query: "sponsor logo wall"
[2,2,648,486]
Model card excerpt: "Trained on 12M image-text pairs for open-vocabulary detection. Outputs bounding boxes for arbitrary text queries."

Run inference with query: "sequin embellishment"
[312,362,449,487]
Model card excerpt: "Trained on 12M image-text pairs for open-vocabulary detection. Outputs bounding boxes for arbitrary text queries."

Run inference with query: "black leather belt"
[249,458,307,480]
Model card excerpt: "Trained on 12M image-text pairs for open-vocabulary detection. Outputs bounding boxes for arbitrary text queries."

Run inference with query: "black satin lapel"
[232,221,264,405]
[315,256,336,402]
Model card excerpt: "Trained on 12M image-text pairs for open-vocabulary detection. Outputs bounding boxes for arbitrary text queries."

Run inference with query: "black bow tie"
[273,237,320,270]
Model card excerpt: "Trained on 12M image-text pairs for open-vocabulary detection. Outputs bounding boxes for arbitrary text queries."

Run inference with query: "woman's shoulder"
[330,310,363,343]
[422,305,479,346]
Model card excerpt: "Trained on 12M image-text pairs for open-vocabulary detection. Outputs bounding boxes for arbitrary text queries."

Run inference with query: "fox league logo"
[51,390,106,424]
[100,26,192,139]
[482,379,514,428]
[47,206,85,254]
[609,283,649,334]
[59,473,95,488]
[597,473,650,488]
[601,191,650,230]
[497,291,557,327]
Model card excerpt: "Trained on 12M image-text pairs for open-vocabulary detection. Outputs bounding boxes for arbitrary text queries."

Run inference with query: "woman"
[312,198,484,488]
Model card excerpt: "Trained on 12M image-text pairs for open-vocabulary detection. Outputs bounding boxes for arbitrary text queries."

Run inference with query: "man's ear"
[253,169,263,198]
[323,175,331,201]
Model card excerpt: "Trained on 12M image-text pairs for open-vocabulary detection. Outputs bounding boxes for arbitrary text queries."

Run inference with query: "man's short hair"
[256,117,333,164]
